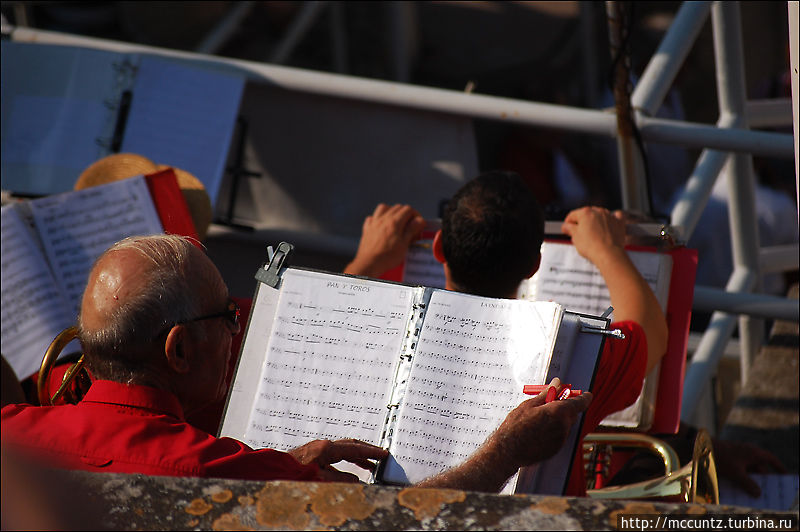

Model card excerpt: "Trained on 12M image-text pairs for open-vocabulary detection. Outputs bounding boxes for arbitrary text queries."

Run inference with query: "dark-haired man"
[347,170,668,495]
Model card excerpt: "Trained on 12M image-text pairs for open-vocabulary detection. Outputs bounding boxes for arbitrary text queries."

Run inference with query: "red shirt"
[565,320,648,496]
[1,380,319,481]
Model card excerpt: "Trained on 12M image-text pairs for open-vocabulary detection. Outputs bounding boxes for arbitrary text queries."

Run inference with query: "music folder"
[0,169,197,380]
[220,243,608,495]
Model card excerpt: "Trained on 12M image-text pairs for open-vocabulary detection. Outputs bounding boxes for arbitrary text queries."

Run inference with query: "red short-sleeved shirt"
[1,380,319,481]
[565,320,648,496]
[5,321,647,493]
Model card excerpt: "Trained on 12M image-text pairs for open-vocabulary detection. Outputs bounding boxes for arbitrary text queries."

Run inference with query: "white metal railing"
[5,1,798,426]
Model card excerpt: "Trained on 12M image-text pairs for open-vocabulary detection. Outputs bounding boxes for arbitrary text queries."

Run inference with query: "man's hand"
[417,378,592,492]
[562,206,668,373]
[344,203,426,278]
[561,206,627,265]
[712,438,787,497]
[288,438,389,483]
[489,378,593,468]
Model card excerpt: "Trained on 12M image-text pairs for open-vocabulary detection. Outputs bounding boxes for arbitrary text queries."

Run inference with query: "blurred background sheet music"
[1,42,121,194]
[0,42,244,206]
[0,175,164,380]
[1,205,73,380]
[119,56,244,205]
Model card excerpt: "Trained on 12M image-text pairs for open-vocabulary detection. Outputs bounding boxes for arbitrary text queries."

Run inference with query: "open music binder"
[0,41,245,205]
[220,243,608,495]
[384,219,697,434]
[0,169,196,380]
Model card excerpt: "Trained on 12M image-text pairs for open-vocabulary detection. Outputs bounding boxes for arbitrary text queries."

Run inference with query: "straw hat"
[75,153,212,240]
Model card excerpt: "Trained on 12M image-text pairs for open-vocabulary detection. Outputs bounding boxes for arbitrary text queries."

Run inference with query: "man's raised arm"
[561,206,668,373]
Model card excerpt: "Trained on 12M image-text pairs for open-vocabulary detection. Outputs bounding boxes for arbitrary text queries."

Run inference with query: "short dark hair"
[441,170,545,297]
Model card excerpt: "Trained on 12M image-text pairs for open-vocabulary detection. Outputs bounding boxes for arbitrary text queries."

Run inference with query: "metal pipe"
[583,433,681,475]
[681,311,738,423]
[329,1,348,74]
[692,285,798,321]
[632,1,712,117]
[712,1,763,385]
[759,244,800,274]
[8,27,795,158]
[669,148,729,241]
[387,1,415,83]
[269,1,327,64]
[638,115,793,159]
[790,1,800,213]
[194,1,256,55]
[682,267,754,422]
[745,98,794,128]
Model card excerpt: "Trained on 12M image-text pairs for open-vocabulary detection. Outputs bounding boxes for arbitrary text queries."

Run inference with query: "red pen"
[523,384,582,402]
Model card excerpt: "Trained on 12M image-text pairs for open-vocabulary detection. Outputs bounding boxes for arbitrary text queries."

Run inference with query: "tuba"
[38,327,89,406]
[584,429,719,504]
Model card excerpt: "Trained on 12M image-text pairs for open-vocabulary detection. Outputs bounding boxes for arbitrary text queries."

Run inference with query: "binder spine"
[376,287,430,452]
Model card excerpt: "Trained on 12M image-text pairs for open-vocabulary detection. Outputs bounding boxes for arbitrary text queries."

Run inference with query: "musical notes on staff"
[29,176,164,316]
[519,241,670,318]
[386,289,562,483]
[234,267,565,487]
[243,268,418,452]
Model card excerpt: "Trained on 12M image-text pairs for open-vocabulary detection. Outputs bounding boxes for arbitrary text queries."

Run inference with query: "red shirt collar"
[81,380,186,421]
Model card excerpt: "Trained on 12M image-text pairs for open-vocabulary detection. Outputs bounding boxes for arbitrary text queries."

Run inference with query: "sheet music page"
[1,204,74,380]
[520,242,672,429]
[402,239,447,289]
[719,474,799,511]
[121,56,245,205]
[28,175,164,316]
[382,290,563,484]
[241,269,418,453]
[519,241,672,318]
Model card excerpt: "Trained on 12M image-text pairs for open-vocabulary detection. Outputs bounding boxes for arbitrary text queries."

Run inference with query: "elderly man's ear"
[165,326,191,374]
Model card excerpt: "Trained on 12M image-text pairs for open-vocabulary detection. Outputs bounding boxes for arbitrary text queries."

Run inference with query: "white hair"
[78,234,211,382]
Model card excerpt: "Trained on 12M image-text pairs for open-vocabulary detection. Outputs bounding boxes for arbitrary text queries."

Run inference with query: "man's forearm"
[592,246,668,373]
[415,441,518,493]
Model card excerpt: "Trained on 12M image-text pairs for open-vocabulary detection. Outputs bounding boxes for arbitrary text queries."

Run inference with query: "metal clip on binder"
[256,242,294,287]
[580,326,626,339]
[580,307,626,339]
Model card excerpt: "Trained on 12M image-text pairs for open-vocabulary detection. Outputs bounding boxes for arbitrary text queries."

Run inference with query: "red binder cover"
[599,243,697,434]
[143,168,199,241]
[650,246,697,434]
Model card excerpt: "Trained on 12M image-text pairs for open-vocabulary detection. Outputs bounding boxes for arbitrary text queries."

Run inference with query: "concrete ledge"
[17,470,799,531]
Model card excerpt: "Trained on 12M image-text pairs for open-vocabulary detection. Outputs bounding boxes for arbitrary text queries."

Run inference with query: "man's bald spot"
[80,243,216,332]
[81,248,151,332]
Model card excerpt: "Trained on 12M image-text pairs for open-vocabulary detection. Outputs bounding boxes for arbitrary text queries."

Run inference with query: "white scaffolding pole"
[680,1,764,423]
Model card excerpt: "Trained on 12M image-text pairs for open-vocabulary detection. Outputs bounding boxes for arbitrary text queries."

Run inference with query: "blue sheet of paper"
[1,42,245,205]
[120,55,245,204]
